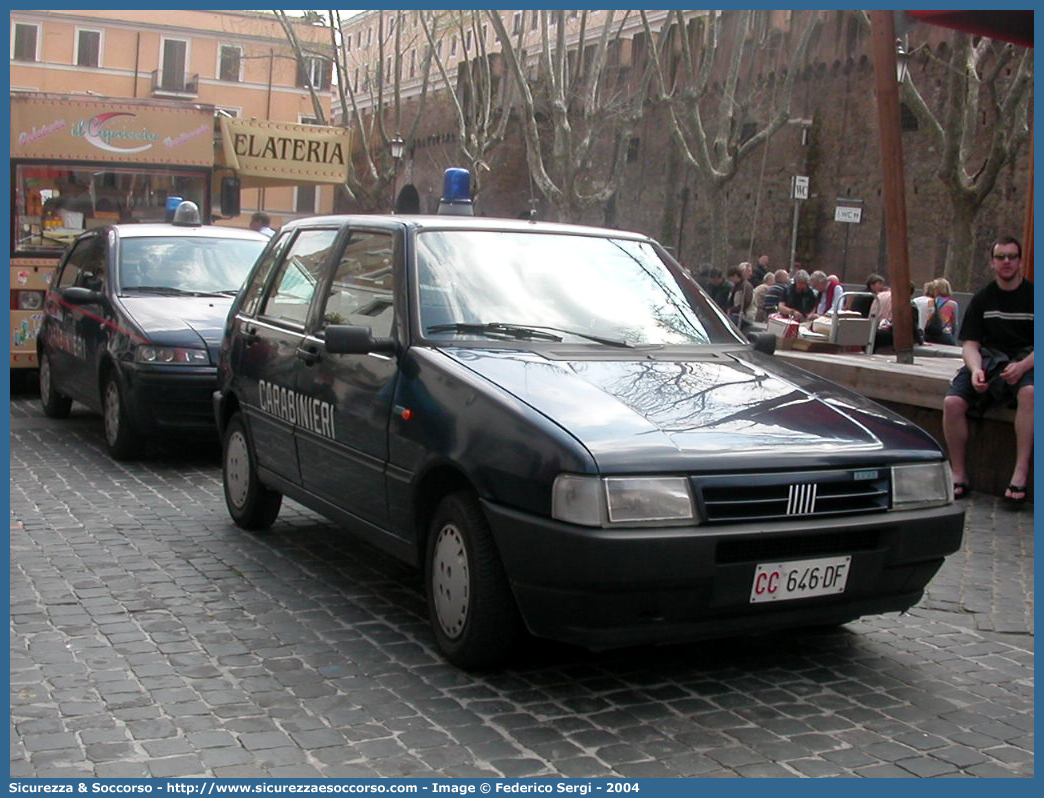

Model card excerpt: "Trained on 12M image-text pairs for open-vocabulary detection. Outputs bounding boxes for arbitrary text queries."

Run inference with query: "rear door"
[295,227,400,529]
[230,227,339,485]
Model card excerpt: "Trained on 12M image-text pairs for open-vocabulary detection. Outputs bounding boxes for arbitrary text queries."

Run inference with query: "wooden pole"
[1022,123,1034,281]
[869,11,914,364]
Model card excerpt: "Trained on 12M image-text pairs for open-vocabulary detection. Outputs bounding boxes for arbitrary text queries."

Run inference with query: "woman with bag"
[924,277,959,345]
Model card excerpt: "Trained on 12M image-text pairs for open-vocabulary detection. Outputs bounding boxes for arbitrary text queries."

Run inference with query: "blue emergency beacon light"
[437,168,474,216]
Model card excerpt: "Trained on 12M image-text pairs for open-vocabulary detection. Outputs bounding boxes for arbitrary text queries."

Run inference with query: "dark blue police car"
[37,203,268,459]
[214,195,963,669]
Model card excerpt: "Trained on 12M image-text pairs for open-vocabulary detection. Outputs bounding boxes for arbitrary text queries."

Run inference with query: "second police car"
[214,175,964,669]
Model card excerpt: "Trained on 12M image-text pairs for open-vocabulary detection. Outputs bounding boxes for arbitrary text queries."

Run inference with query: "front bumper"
[122,364,220,437]
[484,500,965,650]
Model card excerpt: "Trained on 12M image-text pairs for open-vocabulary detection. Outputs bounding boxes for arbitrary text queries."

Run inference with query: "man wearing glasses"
[943,236,1033,503]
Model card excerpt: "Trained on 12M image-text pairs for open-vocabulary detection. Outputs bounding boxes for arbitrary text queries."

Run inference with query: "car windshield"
[415,230,737,346]
[118,237,266,295]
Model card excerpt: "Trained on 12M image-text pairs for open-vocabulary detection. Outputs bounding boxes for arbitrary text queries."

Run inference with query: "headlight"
[13,290,44,310]
[552,474,696,527]
[891,462,952,510]
[135,345,210,365]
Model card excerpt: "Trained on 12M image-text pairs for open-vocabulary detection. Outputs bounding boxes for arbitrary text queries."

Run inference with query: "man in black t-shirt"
[943,236,1033,503]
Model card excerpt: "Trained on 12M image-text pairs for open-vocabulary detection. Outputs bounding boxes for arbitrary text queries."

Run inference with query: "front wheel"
[39,353,72,418]
[426,491,521,670]
[223,413,282,530]
[102,373,141,460]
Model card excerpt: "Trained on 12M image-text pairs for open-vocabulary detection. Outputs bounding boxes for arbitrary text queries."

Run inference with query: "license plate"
[750,555,851,603]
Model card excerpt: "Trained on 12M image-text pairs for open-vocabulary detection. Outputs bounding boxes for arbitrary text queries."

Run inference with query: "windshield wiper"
[122,286,202,296]
[426,322,633,347]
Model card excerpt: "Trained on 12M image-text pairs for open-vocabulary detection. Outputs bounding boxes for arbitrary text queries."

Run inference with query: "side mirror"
[61,286,103,305]
[220,176,241,218]
[749,332,777,355]
[324,325,398,356]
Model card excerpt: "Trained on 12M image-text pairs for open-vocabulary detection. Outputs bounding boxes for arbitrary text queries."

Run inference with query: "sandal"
[1004,484,1027,504]
[953,482,971,500]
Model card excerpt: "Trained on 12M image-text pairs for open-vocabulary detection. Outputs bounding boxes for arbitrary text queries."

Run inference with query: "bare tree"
[641,10,822,269]
[488,10,668,224]
[887,21,1032,290]
[419,11,512,201]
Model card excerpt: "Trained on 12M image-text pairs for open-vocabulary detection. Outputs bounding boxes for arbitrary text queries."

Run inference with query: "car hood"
[120,295,234,349]
[440,347,941,470]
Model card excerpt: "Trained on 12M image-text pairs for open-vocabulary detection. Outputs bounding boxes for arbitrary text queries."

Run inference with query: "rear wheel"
[223,413,282,530]
[426,491,521,670]
[39,353,72,418]
[102,373,141,460]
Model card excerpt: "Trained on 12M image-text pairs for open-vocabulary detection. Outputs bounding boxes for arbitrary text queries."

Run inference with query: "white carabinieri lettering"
[258,379,335,439]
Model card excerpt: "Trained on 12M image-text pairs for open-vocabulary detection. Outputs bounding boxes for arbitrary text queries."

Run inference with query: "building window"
[512,12,521,35]
[900,103,919,131]
[409,49,415,78]
[295,184,318,214]
[160,38,189,91]
[451,36,457,57]
[12,22,39,62]
[626,137,640,163]
[76,29,101,68]
[297,57,331,90]
[530,11,539,31]
[219,45,242,82]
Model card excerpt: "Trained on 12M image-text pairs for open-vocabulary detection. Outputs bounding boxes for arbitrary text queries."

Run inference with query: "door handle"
[296,345,320,365]
[241,326,260,345]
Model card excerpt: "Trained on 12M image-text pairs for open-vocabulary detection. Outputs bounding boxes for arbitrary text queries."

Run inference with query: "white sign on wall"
[792,175,809,200]
[835,206,863,223]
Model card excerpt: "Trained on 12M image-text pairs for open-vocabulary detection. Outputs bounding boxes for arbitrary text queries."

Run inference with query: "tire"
[222,413,282,530]
[426,491,522,670]
[39,354,72,418]
[102,372,142,460]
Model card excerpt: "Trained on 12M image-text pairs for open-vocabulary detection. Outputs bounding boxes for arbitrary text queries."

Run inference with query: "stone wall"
[340,12,1031,292]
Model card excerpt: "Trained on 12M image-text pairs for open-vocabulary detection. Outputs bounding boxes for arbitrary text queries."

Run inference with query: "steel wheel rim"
[431,523,469,640]
[225,429,250,510]
[40,356,52,405]
[104,381,120,446]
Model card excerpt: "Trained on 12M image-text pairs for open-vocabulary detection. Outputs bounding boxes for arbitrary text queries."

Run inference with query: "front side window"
[415,230,736,346]
[56,236,105,290]
[321,231,395,337]
[118,236,265,295]
[260,229,338,327]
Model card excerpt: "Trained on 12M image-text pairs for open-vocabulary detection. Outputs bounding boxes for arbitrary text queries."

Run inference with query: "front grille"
[717,529,880,564]
[694,468,891,524]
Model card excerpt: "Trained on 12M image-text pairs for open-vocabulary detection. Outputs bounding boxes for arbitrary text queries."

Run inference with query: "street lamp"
[895,39,910,84]
[389,135,405,212]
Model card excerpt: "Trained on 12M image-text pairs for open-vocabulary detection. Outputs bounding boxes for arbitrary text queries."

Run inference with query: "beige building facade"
[10,9,338,227]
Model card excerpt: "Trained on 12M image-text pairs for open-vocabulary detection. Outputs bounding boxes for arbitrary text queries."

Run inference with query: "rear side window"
[320,230,396,337]
[259,228,338,327]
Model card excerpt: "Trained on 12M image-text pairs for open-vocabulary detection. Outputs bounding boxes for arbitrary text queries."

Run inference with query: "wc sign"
[791,175,809,200]
[835,205,863,223]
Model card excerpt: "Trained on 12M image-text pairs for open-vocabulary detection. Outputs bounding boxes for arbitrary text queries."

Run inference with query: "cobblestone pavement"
[9,394,1033,778]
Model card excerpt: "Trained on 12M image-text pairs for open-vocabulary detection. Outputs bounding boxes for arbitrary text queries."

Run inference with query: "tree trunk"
[708,182,729,269]
[944,200,979,291]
